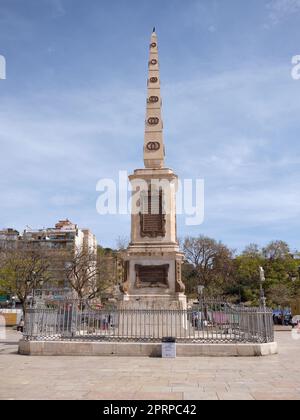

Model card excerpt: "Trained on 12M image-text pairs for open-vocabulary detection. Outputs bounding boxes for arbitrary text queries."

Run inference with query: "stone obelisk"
[120,29,186,310]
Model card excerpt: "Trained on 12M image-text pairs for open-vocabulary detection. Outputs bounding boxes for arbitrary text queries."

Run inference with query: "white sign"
[162,341,176,358]
[292,324,300,341]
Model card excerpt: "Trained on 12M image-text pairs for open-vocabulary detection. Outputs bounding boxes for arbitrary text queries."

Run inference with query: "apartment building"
[0,220,97,289]
[0,229,19,249]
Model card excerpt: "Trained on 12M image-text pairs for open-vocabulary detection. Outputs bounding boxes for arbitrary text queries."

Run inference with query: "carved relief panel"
[135,264,169,289]
[140,187,166,238]
[175,260,185,293]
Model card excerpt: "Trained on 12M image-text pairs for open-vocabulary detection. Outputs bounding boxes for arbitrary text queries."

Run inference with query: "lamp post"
[26,279,32,309]
[259,266,268,341]
[197,285,205,328]
[197,285,205,304]
[27,273,44,309]
[259,266,266,310]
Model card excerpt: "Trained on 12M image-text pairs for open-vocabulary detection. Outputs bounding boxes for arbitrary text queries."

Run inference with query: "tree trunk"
[21,301,27,321]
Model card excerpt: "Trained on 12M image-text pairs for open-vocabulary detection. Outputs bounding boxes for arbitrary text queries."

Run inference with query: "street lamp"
[197,285,205,302]
[11,296,16,309]
[197,285,206,328]
[259,266,267,310]
[259,266,268,341]
[26,279,33,308]
[27,272,44,309]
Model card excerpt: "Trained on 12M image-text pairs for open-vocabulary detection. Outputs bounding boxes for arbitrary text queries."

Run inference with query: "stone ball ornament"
[148,96,159,103]
[146,142,161,151]
[147,117,159,125]
[149,77,158,83]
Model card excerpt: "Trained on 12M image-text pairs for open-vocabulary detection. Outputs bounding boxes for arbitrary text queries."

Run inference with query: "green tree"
[232,244,264,305]
[262,242,299,312]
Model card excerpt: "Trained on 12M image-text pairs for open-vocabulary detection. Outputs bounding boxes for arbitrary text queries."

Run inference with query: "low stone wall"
[274,325,292,332]
[19,340,278,357]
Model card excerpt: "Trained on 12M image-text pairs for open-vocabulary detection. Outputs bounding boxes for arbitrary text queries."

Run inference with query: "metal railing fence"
[23,299,274,344]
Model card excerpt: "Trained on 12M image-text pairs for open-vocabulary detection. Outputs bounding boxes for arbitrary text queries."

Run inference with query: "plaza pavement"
[0,328,300,400]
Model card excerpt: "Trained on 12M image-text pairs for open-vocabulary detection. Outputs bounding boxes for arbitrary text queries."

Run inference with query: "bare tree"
[263,241,291,260]
[182,236,234,295]
[64,247,114,301]
[116,236,129,252]
[64,247,99,300]
[242,243,262,258]
[0,248,51,315]
[97,246,118,297]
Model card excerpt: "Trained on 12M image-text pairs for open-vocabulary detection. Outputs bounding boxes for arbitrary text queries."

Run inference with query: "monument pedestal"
[118,293,188,339]
[121,244,186,311]
[119,294,187,311]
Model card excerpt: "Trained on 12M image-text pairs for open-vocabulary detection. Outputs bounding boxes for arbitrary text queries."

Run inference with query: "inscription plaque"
[135,264,169,289]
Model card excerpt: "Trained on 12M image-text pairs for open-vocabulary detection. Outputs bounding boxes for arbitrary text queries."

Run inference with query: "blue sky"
[0,0,300,252]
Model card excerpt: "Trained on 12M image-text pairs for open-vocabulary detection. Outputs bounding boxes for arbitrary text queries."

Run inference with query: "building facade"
[0,229,19,249]
[0,220,97,289]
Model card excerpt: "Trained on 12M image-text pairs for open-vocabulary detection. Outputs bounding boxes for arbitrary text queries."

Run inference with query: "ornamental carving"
[150,77,158,83]
[147,117,159,125]
[139,188,166,238]
[146,142,160,151]
[140,213,166,238]
[148,96,159,103]
[120,261,130,294]
[175,260,186,293]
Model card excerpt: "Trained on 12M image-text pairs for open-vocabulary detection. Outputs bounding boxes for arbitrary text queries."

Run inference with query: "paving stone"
[133,392,183,400]
[0,329,300,400]
[184,391,219,400]
[217,392,255,400]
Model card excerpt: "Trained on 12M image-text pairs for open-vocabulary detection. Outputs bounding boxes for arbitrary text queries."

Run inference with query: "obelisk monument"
[120,29,186,310]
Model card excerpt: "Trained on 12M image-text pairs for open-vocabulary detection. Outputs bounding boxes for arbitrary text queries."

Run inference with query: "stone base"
[119,294,187,310]
[274,326,292,332]
[19,340,278,357]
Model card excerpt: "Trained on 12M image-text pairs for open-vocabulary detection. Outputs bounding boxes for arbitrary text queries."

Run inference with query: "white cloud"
[0,61,299,250]
[163,64,300,245]
[266,0,300,25]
